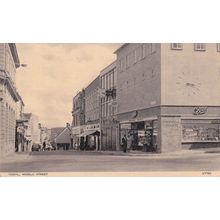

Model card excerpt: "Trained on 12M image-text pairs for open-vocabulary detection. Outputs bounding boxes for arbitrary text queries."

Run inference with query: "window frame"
[171,43,183,50]
[194,43,206,51]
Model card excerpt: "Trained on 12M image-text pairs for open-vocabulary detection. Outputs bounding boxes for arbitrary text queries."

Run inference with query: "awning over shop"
[79,130,100,137]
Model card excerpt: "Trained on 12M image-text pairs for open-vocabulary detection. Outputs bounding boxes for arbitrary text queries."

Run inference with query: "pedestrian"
[127,134,133,152]
[121,134,127,153]
[42,141,46,151]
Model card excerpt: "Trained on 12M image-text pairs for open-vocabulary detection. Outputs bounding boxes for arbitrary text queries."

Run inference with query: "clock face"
[176,71,201,97]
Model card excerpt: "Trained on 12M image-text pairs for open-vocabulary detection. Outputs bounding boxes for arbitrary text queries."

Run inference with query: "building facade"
[82,75,100,150]
[0,43,20,157]
[100,61,118,150]
[115,43,220,153]
[15,94,29,152]
[71,90,85,148]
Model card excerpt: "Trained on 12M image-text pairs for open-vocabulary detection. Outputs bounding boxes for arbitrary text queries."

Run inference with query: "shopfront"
[181,118,220,148]
[120,120,158,152]
[79,123,100,151]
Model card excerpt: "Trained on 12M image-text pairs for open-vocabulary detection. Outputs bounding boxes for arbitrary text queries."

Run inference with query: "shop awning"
[79,130,100,137]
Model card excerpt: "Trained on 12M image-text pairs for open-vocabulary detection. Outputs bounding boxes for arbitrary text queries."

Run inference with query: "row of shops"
[71,106,220,153]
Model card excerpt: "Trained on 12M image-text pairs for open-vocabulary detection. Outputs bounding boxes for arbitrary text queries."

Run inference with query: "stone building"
[100,61,117,150]
[115,43,220,153]
[0,43,20,157]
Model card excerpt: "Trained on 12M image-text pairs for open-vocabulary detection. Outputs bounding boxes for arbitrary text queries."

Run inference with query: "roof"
[114,44,129,54]
[55,127,71,144]
[100,60,116,77]
[50,127,65,141]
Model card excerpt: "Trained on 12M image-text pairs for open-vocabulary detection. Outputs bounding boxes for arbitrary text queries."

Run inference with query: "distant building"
[22,113,40,151]
[72,89,85,127]
[50,127,65,147]
[55,123,72,150]
[0,43,20,157]
[39,125,51,144]
[83,76,100,150]
[71,90,85,148]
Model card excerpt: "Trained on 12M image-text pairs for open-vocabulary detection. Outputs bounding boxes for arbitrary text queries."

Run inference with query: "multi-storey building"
[115,43,220,153]
[82,75,100,150]
[0,43,20,157]
[71,90,86,148]
[100,61,117,150]
[72,90,85,127]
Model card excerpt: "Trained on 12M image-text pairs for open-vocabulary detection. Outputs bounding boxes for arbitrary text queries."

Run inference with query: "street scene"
[1,43,220,174]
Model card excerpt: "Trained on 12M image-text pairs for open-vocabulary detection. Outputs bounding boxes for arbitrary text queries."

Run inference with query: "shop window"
[182,119,220,142]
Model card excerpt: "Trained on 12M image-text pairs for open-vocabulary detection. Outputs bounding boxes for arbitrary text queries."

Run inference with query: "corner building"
[115,43,220,153]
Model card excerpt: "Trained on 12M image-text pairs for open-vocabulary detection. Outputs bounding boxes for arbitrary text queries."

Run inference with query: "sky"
[16,44,121,128]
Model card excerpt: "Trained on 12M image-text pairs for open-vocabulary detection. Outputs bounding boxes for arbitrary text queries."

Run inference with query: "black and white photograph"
[1,43,220,175]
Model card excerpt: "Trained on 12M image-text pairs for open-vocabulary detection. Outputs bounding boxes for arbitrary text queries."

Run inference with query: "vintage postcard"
[0,43,220,176]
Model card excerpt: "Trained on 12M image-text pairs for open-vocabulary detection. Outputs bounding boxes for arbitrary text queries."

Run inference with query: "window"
[194,43,206,51]
[150,43,156,53]
[126,54,130,68]
[182,119,220,142]
[217,43,220,52]
[134,49,137,63]
[141,44,146,59]
[171,43,183,50]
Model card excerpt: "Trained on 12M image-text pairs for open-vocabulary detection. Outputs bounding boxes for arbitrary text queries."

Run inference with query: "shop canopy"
[79,130,100,137]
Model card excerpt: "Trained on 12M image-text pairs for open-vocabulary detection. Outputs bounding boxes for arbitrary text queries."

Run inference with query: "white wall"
[161,43,220,106]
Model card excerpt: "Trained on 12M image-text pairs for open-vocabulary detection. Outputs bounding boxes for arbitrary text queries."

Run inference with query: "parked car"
[31,143,42,151]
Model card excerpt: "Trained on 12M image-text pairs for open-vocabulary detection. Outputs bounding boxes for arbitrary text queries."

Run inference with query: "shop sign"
[120,123,131,130]
[138,130,145,136]
[85,123,100,131]
[193,106,208,115]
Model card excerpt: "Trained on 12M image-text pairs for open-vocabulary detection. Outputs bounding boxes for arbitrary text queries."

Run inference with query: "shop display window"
[182,119,220,142]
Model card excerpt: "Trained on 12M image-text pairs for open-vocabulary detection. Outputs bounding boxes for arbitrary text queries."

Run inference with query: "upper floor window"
[171,43,182,50]
[141,44,146,59]
[151,43,156,53]
[217,43,220,52]
[126,54,130,68]
[194,43,206,51]
[134,49,137,63]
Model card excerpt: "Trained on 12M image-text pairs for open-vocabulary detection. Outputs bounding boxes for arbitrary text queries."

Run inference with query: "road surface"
[1,149,220,173]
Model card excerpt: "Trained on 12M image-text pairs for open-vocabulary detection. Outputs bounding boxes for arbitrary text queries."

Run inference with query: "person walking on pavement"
[42,141,46,151]
[122,134,128,153]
